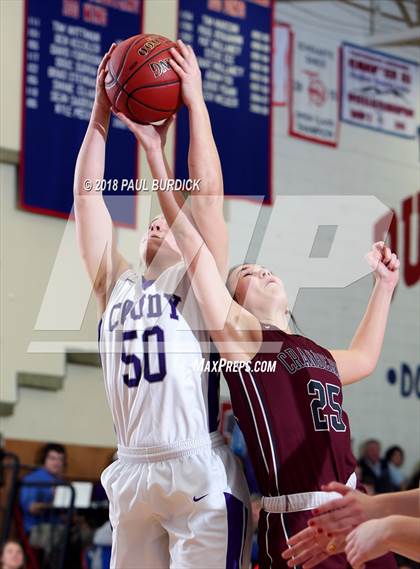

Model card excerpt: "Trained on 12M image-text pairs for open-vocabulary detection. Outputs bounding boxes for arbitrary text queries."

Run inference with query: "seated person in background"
[358,439,393,493]
[19,443,66,547]
[383,446,405,491]
[0,540,26,569]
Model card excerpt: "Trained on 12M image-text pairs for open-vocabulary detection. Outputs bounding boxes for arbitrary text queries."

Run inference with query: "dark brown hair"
[37,443,67,467]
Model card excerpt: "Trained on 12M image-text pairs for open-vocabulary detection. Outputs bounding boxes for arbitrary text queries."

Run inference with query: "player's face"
[228,264,288,312]
[140,215,182,266]
[1,542,24,569]
[44,450,65,477]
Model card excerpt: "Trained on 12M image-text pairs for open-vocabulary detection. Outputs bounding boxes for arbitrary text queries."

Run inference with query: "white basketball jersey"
[98,262,220,447]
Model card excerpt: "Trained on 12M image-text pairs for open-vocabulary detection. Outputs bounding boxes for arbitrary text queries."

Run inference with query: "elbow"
[362,354,377,377]
[186,166,221,196]
[172,223,202,251]
[341,351,377,384]
[91,271,109,296]
[357,353,377,380]
[73,172,87,197]
[73,193,91,211]
[73,178,82,197]
[167,210,201,245]
[192,196,224,215]
[194,180,222,198]
[365,363,377,377]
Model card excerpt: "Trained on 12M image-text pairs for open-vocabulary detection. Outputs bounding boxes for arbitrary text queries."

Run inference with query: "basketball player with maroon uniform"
[222,327,397,568]
[154,168,399,568]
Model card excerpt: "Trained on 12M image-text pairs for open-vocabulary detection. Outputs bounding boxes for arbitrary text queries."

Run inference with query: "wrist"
[381,516,397,550]
[186,96,206,112]
[369,494,385,520]
[374,278,396,294]
[90,104,111,133]
[92,101,110,119]
[145,145,164,159]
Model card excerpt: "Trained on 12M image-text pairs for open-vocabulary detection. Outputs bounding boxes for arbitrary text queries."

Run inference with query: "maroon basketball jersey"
[223,325,357,497]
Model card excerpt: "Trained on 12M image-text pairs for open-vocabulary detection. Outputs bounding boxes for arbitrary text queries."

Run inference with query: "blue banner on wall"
[20,0,142,227]
[175,0,273,204]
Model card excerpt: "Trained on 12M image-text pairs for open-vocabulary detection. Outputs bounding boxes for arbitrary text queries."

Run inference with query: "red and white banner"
[341,43,418,138]
[289,30,339,146]
[273,23,291,106]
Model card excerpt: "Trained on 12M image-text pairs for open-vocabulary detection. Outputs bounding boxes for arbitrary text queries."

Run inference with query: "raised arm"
[346,516,420,567]
[142,148,259,359]
[169,40,229,278]
[74,44,128,316]
[111,112,187,215]
[330,242,400,385]
[113,105,257,357]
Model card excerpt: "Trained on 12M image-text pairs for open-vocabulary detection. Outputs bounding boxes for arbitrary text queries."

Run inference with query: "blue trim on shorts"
[208,349,221,432]
[224,492,245,569]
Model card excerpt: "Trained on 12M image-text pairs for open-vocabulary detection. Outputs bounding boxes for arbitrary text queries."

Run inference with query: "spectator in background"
[19,443,66,551]
[384,446,405,491]
[358,439,392,493]
[0,540,25,569]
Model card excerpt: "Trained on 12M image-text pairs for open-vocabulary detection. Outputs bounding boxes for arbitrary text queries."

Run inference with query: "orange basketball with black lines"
[105,34,183,124]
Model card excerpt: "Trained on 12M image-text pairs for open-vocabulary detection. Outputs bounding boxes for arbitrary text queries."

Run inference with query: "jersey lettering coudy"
[107,293,182,331]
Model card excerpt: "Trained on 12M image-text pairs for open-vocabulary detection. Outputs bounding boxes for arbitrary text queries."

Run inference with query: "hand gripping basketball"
[105,34,183,124]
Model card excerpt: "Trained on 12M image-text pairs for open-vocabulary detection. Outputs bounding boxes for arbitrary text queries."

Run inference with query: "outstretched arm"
[346,516,420,567]
[309,485,419,535]
[74,44,128,316]
[282,486,420,568]
[169,40,229,278]
[111,112,190,224]
[114,41,228,276]
[145,154,260,359]
[330,242,400,385]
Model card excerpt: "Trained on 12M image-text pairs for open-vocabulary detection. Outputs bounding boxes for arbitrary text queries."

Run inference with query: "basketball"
[105,34,183,124]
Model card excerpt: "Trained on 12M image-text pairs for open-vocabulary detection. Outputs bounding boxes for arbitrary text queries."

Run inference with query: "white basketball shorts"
[101,432,252,569]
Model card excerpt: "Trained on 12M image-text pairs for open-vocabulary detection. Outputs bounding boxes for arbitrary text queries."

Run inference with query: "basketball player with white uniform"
[74,41,251,568]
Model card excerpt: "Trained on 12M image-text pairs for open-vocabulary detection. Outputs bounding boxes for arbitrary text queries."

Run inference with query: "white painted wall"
[1,363,116,447]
